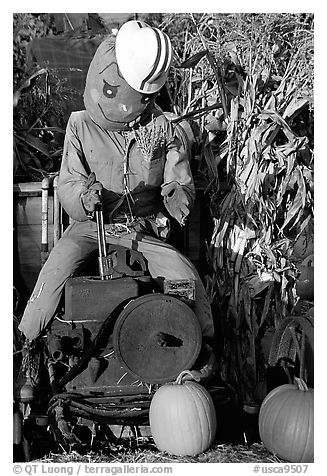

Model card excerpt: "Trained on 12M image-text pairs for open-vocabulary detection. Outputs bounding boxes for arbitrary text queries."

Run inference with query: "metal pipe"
[95,206,105,279]
[53,174,60,245]
[41,177,50,256]
[41,174,57,265]
[95,203,111,280]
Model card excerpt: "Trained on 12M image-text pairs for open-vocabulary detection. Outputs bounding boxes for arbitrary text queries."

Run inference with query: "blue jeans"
[18,220,214,341]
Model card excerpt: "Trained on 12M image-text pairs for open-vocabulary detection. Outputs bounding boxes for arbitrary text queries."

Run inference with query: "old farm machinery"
[13,174,221,456]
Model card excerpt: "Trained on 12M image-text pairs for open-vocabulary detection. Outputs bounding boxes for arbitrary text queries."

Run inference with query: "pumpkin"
[149,370,217,456]
[259,377,314,462]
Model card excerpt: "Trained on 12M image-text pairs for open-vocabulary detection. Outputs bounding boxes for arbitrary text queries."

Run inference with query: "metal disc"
[113,293,202,384]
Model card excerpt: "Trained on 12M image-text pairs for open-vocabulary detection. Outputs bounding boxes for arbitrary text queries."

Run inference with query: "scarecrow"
[18,20,215,381]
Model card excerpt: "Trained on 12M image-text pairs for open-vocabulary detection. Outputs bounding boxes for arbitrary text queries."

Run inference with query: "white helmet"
[115,20,173,94]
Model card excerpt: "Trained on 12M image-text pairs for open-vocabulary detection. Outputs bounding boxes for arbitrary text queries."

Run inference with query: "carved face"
[83,38,154,131]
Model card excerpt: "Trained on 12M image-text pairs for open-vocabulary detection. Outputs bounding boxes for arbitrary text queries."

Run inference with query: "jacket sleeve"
[57,114,90,221]
[162,120,196,209]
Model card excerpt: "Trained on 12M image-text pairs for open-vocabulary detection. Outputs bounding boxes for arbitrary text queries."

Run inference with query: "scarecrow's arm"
[57,114,95,222]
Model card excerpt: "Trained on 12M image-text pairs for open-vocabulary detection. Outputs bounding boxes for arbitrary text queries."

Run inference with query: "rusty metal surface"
[64,276,141,322]
[114,293,202,384]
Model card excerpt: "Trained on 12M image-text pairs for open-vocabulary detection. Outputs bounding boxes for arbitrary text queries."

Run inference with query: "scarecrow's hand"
[81,172,103,214]
[161,181,190,226]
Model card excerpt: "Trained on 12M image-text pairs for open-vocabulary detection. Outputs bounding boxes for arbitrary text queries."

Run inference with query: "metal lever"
[95,202,113,280]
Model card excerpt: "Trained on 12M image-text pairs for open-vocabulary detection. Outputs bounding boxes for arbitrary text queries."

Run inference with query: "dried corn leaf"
[234,238,247,273]
[258,109,295,140]
[14,68,48,107]
[240,282,253,332]
[268,316,314,366]
[276,153,296,206]
[211,218,229,248]
[15,133,52,158]
[281,169,306,231]
[202,140,218,180]
[259,283,274,328]
[244,162,259,203]
[283,97,310,120]
[177,49,207,69]
[246,274,272,298]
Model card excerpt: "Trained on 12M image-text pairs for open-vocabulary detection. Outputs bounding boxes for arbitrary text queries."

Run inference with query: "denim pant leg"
[18,221,98,341]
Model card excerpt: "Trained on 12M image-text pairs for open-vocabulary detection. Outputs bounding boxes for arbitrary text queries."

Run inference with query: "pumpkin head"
[83,38,153,131]
[83,21,172,131]
[258,377,314,462]
[149,371,217,456]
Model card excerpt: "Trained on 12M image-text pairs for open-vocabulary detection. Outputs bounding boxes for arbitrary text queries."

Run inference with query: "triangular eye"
[103,80,118,98]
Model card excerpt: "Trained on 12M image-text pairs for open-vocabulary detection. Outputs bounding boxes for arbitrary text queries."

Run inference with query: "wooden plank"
[15,195,54,225]
[14,190,55,293]
[13,182,43,194]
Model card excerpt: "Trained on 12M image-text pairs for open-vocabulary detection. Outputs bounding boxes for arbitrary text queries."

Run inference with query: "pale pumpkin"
[149,370,217,456]
[259,377,314,462]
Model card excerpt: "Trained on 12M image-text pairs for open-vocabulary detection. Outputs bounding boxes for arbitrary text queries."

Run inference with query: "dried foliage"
[13,14,80,182]
[13,68,74,181]
[150,13,314,404]
[13,13,55,87]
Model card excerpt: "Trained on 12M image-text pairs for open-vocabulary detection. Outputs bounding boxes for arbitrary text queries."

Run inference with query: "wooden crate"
[14,182,55,294]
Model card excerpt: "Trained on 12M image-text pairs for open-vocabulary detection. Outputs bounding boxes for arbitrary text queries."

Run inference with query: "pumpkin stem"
[294,376,308,391]
[175,370,196,384]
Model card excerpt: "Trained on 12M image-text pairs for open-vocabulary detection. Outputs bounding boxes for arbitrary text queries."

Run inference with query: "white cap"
[115,20,173,94]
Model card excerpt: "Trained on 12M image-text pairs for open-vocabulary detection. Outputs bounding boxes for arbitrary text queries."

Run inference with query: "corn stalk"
[201,19,313,404]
